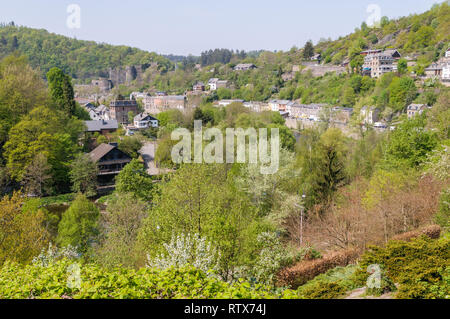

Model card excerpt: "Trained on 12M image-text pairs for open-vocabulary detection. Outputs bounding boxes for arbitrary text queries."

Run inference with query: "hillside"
[314,2,450,72]
[0,24,173,81]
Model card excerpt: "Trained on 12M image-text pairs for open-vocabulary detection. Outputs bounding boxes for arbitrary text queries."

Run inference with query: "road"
[139,141,159,175]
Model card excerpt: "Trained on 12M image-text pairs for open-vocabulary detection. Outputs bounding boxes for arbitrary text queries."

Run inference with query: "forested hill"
[0,24,174,81]
[313,2,449,70]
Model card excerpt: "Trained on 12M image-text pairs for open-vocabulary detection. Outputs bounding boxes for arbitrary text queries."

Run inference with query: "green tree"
[69,154,98,197]
[95,193,147,268]
[303,40,314,60]
[118,136,143,159]
[46,67,76,116]
[388,77,417,111]
[137,164,263,280]
[0,55,47,146]
[56,194,99,254]
[397,58,408,75]
[311,129,347,206]
[115,159,154,202]
[3,106,81,188]
[384,116,438,169]
[20,153,52,197]
[0,191,49,264]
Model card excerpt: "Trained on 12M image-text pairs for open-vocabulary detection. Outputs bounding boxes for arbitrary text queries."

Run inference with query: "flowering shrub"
[146,233,219,274]
[32,243,80,267]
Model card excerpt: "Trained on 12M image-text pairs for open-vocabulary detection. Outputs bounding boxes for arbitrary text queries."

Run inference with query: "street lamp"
[295,191,306,246]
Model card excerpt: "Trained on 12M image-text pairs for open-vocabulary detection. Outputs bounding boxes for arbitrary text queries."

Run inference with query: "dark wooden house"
[89,143,132,187]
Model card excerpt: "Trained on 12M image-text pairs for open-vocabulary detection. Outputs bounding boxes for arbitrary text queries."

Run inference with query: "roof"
[134,113,158,122]
[407,104,427,111]
[85,120,118,132]
[384,49,401,57]
[89,143,116,162]
[208,78,219,84]
[234,63,256,69]
[95,104,108,113]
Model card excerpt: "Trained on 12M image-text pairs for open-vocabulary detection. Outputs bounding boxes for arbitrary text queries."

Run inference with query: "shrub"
[391,225,441,242]
[0,260,295,299]
[296,265,358,299]
[276,249,359,289]
[353,235,450,299]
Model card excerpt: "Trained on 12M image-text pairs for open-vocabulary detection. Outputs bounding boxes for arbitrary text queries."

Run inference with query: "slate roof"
[85,120,118,132]
[134,113,158,122]
[89,143,116,162]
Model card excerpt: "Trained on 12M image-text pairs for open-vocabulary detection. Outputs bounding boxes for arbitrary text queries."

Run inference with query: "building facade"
[109,99,139,124]
[144,95,186,114]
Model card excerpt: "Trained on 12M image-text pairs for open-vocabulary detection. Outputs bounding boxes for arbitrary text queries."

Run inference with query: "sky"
[0,0,445,56]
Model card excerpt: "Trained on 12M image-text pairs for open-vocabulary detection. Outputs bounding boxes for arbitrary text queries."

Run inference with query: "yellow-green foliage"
[0,260,296,299]
[295,265,358,299]
[353,235,450,299]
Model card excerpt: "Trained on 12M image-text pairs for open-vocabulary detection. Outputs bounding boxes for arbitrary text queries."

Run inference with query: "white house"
[360,106,380,125]
[407,104,427,119]
[133,113,159,129]
[208,78,219,90]
[269,100,291,112]
[442,63,450,81]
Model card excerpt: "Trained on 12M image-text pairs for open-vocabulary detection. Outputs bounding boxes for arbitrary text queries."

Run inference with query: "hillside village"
[78,45,450,137]
[0,2,448,302]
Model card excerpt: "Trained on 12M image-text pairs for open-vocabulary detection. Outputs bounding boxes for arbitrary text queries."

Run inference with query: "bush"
[0,260,296,299]
[276,249,359,289]
[296,265,358,299]
[391,225,441,242]
[353,235,450,299]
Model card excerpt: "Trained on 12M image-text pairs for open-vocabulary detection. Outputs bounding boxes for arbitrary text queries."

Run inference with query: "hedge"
[276,249,359,289]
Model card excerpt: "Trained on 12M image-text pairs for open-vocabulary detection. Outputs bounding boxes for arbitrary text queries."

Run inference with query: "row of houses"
[360,103,430,129]
[424,49,450,82]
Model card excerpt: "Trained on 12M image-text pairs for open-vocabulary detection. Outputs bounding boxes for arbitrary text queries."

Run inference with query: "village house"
[84,119,118,135]
[233,63,257,71]
[208,78,219,90]
[311,53,321,64]
[362,49,401,78]
[269,100,292,112]
[331,107,353,124]
[87,104,110,121]
[144,95,186,114]
[109,99,139,125]
[290,103,327,121]
[130,92,150,100]
[442,63,450,82]
[89,143,132,187]
[407,104,428,118]
[217,99,244,107]
[360,106,381,125]
[193,82,205,92]
[243,101,270,113]
[133,113,159,129]
[424,63,443,78]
